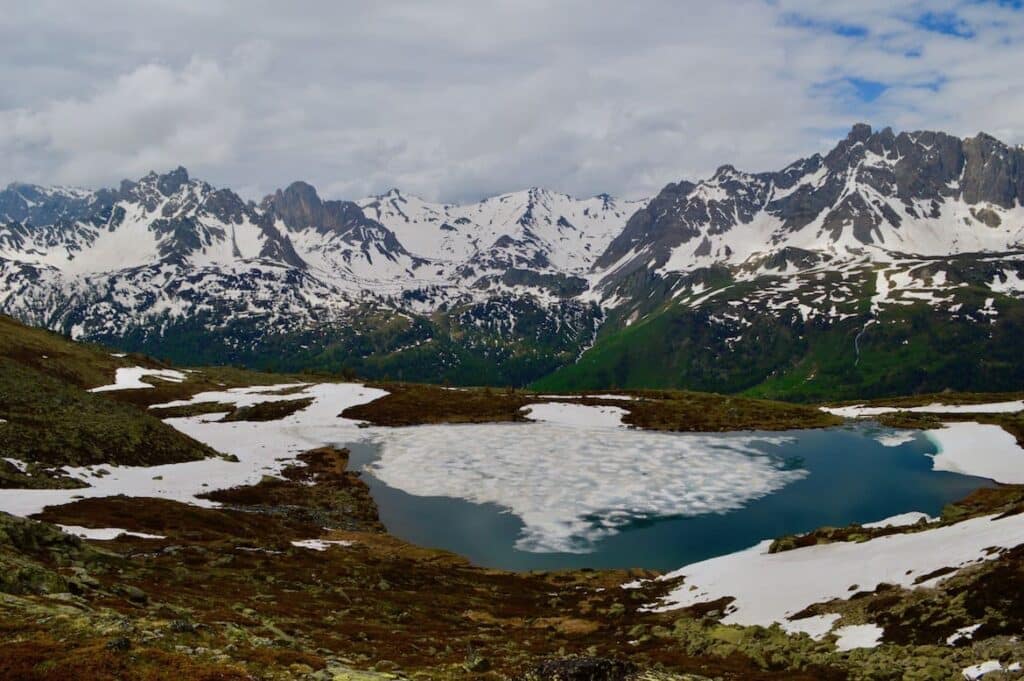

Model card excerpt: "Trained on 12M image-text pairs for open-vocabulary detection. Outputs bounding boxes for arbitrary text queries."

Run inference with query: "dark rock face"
[264,181,378,235]
[262,181,413,262]
[155,166,190,197]
[595,123,1024,291]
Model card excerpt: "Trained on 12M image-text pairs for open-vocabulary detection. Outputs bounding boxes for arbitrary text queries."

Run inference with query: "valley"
[2,316,1024,679]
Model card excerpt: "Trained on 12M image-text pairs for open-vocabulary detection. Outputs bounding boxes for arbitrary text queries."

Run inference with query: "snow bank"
[89,367,187,392]
[862,512,933,529]
[962,660,1021,680]
[151,383,312,410]
[291,539,354,551]
[834,624,883,651]
[781,613,840,640]
[535,394,639,401]
[650,512,1024,629]
[926,422,1024,484]
[947,623,981,646]
[824,401,1024,418]
[59,525,165,540]
[0,382,387,518]
[369,425,804,553]
[525,402,627,428]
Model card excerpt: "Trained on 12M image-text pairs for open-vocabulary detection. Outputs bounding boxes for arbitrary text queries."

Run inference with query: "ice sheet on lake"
[368,425,805,553]
[926,422,1024,484]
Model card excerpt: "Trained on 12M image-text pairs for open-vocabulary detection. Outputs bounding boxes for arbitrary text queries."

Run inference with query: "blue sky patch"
[847,78,889,103]
[915,11,976,37]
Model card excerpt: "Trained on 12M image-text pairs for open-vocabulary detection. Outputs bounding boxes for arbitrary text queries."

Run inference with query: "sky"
[0,1,1022,203]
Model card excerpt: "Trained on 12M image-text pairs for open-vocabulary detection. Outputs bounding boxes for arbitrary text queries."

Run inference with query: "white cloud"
[0,1,1022,201]
[0,57,242,185]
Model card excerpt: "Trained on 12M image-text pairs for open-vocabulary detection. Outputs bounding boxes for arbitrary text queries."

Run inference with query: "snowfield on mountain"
[3,124,1024,396]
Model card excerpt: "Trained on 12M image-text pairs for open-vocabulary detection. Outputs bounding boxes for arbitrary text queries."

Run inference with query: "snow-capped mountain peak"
[358,186,648,274]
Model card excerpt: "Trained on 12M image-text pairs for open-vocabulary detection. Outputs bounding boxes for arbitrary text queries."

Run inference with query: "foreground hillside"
[2,317,1024,679]
[2,125,1024,397]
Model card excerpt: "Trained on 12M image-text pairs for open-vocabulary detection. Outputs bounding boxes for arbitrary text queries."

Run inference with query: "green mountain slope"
[535,264,1024,401]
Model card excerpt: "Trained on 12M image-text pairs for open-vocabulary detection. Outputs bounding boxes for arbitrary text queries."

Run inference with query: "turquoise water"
[344,425,991,572]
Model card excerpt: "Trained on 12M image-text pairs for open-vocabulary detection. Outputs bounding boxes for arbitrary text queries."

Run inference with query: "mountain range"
[2,123,1023,398]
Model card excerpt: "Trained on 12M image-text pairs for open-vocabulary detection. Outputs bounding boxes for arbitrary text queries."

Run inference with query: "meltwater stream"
[342,425,990,572]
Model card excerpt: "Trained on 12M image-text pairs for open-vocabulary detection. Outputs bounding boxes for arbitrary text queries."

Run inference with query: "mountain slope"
[0,171,625,385]
[2,124,1024,396]
[540,124,1024,398]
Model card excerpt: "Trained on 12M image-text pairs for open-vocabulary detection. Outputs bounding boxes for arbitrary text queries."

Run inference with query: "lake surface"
[343,425,991,572]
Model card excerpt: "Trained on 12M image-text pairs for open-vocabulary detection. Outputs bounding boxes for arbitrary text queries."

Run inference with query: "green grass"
[0,314,158,389]
[343,382,840,431]
[0,317,228,488]
[0,358,218,473]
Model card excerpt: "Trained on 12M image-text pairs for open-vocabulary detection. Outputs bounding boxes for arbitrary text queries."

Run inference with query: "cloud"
[0,1,1022,201]
[0,57,243,185]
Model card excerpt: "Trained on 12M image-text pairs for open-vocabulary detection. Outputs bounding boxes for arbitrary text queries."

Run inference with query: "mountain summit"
[1,125,1023,395]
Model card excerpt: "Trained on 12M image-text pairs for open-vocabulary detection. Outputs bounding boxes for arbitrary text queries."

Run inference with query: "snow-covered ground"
[291,539,354,551]
[834,624,884,651]
[638,417,1024,650]
[524,402,627,428]
[89,367,188,392]
[650,512,1024,631]
[862,511,933,529]
[152,383,312,409]
[58,525,165,540]
[0,382,386,518]
[823,401,1024,418]
[963,660,1022,680]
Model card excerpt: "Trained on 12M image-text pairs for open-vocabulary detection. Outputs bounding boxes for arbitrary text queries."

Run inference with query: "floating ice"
[926,422,1024,484]
[368,424,804,553]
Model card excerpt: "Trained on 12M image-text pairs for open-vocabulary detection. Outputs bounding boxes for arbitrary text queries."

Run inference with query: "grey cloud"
[0,1,1022,202]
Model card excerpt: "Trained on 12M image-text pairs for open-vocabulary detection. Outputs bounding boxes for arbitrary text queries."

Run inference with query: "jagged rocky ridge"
[2,124,1024,393]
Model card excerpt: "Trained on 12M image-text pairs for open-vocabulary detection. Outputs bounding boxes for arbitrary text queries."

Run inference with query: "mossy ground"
[2,314,1024,679]
[342,383,841,431]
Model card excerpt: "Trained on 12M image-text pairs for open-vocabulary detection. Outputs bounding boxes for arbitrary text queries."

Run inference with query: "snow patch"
[834,624,883,651]
[0,382,387,519]
[862,512,933,529]
[59,525,165,540]
[946,623,982,646]
[823,401,1024,417]
[649,512,1024,628]
[89,367,187,392]
[291,539,354,551]
[525,402,627,428]
[781,613,840,640]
